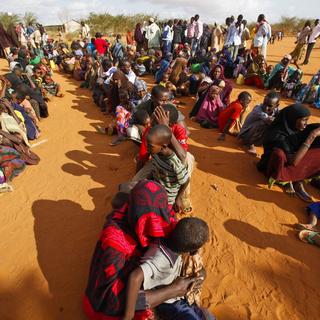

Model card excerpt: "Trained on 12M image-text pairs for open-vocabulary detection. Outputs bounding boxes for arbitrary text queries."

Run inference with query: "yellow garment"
[14,110,25,123]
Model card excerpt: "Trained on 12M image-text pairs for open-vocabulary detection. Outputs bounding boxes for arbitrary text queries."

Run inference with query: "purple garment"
[195,86,225,126]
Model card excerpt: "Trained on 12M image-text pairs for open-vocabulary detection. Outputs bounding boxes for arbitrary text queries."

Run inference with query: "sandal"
[0,183,13,193]
[299,230,320,244]
[295,223,320,232]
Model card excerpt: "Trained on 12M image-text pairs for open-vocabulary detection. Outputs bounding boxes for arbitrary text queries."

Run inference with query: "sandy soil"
[0,37,320,320]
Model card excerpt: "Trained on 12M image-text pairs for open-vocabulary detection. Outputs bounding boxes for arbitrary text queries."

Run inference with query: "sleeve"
[230,104,242,121]
[138,130,150,162]
[173,124,188,151]
[173,159,189,186]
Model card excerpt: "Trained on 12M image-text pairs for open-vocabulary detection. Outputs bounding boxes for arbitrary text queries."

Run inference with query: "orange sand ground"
[0,37,320,320]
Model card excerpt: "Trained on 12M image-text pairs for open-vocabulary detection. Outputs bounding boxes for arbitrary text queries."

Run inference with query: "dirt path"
[0,37,320,320]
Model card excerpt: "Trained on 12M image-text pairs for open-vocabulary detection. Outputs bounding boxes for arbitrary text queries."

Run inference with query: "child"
[134,58,147,76]
[123,217,210,320]
[110,91,135,146]
[238,91,280,156]
[218,91,252,141]
[42,74,64,97]
[147,124,189,211]
[296,202,320,232]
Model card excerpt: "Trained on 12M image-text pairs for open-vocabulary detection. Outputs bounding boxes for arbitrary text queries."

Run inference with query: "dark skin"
[123,236,204,320]
[146,130,190,213]
[218,95,252,141]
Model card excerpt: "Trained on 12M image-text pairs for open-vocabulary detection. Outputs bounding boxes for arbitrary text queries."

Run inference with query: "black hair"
[111,192,129,209]
[258,14,265,22]
[162,103,179,125]
[134,109,150,125]
[168,217,209,253]
[148,124,172,145]
[238,91,252,101]
[151,85,169,98]
[102,59,113,71]
[265,91,280,102]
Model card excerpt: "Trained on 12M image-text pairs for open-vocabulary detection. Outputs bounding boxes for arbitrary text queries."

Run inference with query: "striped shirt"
[152,152,189,205]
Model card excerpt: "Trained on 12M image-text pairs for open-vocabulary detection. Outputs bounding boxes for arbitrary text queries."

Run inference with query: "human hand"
[174,196,184,213]
[171,277,197,297]
[154,106,170,126]
[309,127,320,140]
[218,133,225,141]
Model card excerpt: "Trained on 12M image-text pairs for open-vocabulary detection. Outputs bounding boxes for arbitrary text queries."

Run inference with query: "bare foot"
[293,181,313,202]
[247,145,257,156]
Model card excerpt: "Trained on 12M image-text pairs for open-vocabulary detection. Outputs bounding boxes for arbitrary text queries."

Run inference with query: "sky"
[1,0,319,25]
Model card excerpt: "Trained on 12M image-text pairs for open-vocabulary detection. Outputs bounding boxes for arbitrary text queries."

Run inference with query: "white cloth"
[140,242,182,303]
[162,25,173,41]
[253,22,272,48]
[126,70,137,84]
[194,20,203,40]
[81,24,90,38]
[309,24,320,43]
[145,23,161,48]
[225,23,243,47]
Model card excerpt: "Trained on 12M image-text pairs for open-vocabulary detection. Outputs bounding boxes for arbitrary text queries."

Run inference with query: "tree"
[23,12,37,26]
[0,12,20,29]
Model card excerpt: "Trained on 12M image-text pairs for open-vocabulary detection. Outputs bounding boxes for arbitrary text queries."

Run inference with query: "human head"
[162,104,179,126]
[238,91,252,108]
[119,90,129,104]
[243,20,247,27]
[149,18,155,25]
[34,66,43,78]
[262,91,280,115]
[168,20,173,27]
[212,65,223,80]
[135,109,151,127]
[304,20,311,28]
[135,79,148,98]
[237,15,243,23]
[168,217,209,253]
[209,81,225,100]
[190,17,195,23]
[281,54,292,66]
[151,85,170,108]
[314,19,319,26]
[43,74,53,83]
[194,15,200,21]
[257,14,265,22]
[120,60,131,75]
[146,124,172,154]
[95,32,102,38]
[81,21,85,26]
[284,104,311,131]
[162,73,170,83]
[164,52,173,62]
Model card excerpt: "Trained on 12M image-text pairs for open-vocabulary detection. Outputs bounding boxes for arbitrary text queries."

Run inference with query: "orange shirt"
[218,100,243,132]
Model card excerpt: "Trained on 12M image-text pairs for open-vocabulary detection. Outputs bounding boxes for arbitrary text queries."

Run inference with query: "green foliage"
[85,12,156,35]
[23,12,38,26]
[0,12,21,29]
[272,16,314,35]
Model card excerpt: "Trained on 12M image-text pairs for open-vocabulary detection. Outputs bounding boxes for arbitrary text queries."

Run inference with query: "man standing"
[145,18,161,50]
[225,15,244,61]
[192,14,203,56]
[162,20,174,54]
[80,21,90,39]
[253,14,271,58]
[303,19,320,65]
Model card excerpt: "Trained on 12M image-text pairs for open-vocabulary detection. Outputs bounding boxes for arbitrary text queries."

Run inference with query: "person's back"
[123,217,210,320]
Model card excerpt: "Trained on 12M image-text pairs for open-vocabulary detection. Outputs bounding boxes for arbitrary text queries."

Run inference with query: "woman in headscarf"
[134,23,145,52]
[290,21,312,64]
[191,80,225,128]
[169,57,189,95]
[83,180,191,320]
[155,52,173,84]
[244,54,267,89]
[126,30,134,46]
[296,70,320,109]
[133,79,151,107]
[258,104,320,202]
[108,70,134,113]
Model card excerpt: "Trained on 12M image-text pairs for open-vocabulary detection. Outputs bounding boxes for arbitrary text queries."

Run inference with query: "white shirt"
[254,22,271,47]
[194,20,203,40]
[126,70,137,84]
[225,23,244,47]
[140,242,182,303]
[162,25,173,41]
[309,24,320,43]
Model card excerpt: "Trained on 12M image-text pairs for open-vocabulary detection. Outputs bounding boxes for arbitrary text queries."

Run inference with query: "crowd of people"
[1,11,320,320]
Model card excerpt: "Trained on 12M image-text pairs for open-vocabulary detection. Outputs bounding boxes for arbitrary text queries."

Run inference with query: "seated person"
[257,105,320,202]
[42,74,64,97]
[218,91,252,141]
[238,91,280,156]
[147,124,189,212]
[124,217,214,320]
